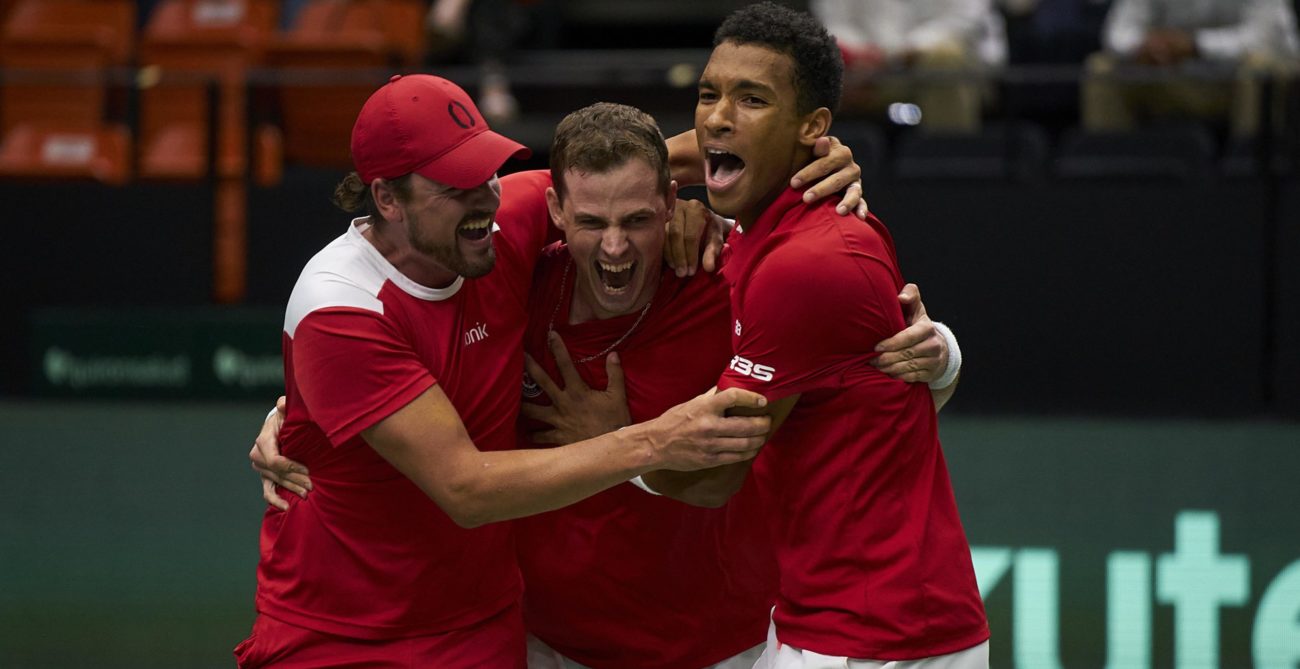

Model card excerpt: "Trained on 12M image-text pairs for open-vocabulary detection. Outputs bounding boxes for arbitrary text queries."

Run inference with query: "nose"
[702,97,733,136]
[601,226,629,258]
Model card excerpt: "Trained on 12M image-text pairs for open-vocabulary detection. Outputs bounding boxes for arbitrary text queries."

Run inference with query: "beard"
[407,211,497,279]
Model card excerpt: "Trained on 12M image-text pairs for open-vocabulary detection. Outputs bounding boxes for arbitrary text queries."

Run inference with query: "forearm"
[643,462,753,508]
[641,393,797,507]
[366,390,666,529]
[931,372,959,412]
[436,424,660,527]
[666,129,704,185]
[368,385,769,526]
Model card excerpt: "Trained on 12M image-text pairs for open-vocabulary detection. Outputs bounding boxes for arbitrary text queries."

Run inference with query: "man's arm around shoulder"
[643,392,799,508]
[364,384,771,527]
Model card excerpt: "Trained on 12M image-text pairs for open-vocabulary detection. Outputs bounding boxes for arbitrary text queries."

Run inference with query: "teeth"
[460,219,491,230]
[599,261,633,272]
[707,148,729,156]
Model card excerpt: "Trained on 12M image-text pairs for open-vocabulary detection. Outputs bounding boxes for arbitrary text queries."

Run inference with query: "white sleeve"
[906,0,990,52]
[810,0,874,49]
[928,322,963,391]
[629,475,663,496]
[1195,0,1300,60]
[1103,0,1153,57]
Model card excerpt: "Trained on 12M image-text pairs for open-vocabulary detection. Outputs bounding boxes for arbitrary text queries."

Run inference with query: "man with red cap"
[232,74,775,668]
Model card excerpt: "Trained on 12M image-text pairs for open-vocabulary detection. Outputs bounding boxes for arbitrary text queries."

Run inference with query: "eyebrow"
[698,77,777,97]
[735,79,777,95]
[573,208,658,224]
[619,208,658,222]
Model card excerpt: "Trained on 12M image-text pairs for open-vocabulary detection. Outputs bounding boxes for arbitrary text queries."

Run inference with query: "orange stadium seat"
[264,0,425,168]
[287,0,426,66]
[267,1,385,168]
[136,0,277,179]
[375,0,428,67]
[136,0,278,303]
[0,0,135,183]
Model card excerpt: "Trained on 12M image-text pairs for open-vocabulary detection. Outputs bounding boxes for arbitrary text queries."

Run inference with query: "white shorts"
[527,633,764,669]
[752,619,989,669]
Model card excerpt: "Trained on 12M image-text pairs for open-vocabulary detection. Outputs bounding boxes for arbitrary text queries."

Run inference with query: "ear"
[545,186,566,232]
[665,180,679,220]
[371,178,403,223]
[797,107,833,148]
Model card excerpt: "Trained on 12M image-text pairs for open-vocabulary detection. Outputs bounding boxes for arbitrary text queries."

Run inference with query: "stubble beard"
[408,216,497,279]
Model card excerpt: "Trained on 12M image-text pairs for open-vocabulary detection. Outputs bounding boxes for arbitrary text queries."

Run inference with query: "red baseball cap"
[350,74,530,189]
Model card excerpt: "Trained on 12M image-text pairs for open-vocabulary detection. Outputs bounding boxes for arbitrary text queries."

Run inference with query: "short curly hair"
[549,102,670,202]
[713,1,842,115]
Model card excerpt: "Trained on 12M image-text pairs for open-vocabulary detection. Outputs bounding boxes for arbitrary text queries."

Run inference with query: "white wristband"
[928,322,962,391]
[265,406,280,422]
[629,475,662,496]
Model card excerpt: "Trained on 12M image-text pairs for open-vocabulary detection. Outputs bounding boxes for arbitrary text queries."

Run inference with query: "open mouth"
[706,147,745,190]
[596,259,636,295]
[457,217,492,241]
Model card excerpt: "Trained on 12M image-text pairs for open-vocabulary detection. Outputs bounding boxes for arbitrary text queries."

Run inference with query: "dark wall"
[245,167,354,306]
[1275,178,1300,415]
[0,181,213,393]
[871,179,1271,417]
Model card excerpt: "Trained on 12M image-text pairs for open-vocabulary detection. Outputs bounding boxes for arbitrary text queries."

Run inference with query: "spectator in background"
[1000,0,1111,65]
[1083,0,1300,136]
[427,0,561,124]
[811,0,1007,133]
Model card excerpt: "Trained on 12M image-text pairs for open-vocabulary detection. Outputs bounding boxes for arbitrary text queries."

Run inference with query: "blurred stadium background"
[1,1,1298,667]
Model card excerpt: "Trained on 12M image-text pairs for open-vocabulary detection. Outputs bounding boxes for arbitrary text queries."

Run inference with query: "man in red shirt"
[504,103,777,669]
[645,3,990,667]
[250,98,961,667]
[233,73,776,669]
[494,104,964,668]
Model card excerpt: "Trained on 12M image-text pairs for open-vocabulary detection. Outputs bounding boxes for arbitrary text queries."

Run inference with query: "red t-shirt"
[717,188,988,660]
[514,242,778,664]
[255,171,552,642]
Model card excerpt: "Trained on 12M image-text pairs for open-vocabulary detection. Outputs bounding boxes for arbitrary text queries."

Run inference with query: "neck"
[362,216,459,288]
[737,190,783,232]
[738,150,814,231]
[567,264,662,325]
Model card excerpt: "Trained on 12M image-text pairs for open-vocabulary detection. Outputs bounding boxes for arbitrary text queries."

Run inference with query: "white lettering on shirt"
[464,322,489,346]
[729,355,775,382]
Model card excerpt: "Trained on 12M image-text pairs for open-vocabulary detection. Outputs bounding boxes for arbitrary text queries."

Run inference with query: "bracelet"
[928,322,962,391]
[629,475,662,496]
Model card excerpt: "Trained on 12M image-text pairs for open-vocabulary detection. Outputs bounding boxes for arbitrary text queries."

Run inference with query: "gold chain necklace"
[547,259,654,364]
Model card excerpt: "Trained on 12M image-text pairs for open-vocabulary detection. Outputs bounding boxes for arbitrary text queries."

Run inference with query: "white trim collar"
[347,217,465,301]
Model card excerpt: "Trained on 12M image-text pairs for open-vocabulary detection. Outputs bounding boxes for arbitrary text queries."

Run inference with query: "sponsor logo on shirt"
[729,355,775,382]
[464,322,489,346]
[522,372,543,399]
[734,319,742,337]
